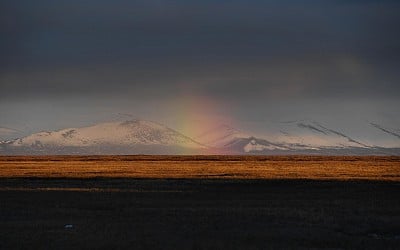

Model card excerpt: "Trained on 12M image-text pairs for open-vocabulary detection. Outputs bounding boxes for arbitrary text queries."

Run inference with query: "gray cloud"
[0,0,399,132]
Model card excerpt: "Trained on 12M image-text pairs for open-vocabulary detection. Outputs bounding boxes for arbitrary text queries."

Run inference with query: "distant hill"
[1,119,399,155]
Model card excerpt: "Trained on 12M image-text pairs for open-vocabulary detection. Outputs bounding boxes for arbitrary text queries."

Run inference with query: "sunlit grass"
[0,155,399,181]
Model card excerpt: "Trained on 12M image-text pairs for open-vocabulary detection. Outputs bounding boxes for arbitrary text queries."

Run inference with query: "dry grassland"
[0,155,399,180]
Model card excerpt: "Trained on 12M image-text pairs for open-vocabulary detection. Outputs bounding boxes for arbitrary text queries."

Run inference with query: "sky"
[1,0,399,139]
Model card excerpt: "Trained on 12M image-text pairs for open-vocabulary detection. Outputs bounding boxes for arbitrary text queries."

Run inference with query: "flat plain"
[0,155,399,249]
[1,155,400,180]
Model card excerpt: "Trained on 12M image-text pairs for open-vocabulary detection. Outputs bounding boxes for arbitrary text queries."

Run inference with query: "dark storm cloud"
[1,0,400,101]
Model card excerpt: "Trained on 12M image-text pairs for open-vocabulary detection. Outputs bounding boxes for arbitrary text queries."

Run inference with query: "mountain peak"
[194,123,249,148]
[1,119,399,155]
[1,119,206,155]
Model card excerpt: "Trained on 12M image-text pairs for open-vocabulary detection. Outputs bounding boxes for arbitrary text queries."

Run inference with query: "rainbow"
[168,93,235,153]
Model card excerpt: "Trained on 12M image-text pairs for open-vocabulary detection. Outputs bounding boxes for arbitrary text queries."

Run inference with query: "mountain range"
[1,119,399,155]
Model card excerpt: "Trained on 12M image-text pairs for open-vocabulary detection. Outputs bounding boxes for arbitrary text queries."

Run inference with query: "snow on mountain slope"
[1,119,399,155]
[191,124,291,153]
[366,122,400,147]
[228,137,289,153]
[263,120,400,149]
[194,124,249,148]
[194,120,400,154]
[193,124,308,153]
[7,120,205,149]
[265,121,372,149]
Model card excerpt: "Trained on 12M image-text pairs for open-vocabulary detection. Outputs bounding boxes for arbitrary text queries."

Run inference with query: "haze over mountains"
[1,119,399,155]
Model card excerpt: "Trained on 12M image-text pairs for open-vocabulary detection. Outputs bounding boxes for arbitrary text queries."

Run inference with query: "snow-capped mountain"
[265,120,400,149]
[194,124,250,148]
[192,120,400,155]
[0,120,206,155]
[192,124,289,153]
[1,119,399,155]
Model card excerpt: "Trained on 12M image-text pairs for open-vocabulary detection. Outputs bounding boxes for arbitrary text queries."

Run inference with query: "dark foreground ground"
[0,178,399,249]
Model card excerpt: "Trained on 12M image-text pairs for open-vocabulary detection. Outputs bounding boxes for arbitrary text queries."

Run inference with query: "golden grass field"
[0,155,399,180]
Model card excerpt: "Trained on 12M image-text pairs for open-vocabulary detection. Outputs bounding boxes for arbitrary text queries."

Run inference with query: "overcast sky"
[1,0,399,138]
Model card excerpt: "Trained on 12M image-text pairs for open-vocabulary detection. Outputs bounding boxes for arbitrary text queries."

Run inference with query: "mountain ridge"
[1,119,399,155]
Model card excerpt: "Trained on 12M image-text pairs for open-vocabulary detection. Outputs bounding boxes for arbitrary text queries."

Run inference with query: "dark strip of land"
[1,178,399,249]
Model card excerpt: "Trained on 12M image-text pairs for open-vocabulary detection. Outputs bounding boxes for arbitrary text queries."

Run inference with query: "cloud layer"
[0,0,399,134]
